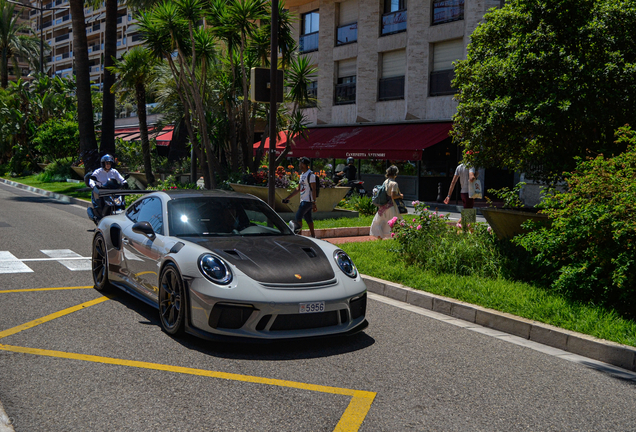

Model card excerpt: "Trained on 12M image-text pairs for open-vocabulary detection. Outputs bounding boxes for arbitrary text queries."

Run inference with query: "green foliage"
[389,202,501,278]
[487,182,526,209]
[124,175,200,207]
[514,126,636,314]
[32,119,79,162]
[452,0,636,181]
[36,157,75,182]
[336,193,377,216]
[340,240,636,347]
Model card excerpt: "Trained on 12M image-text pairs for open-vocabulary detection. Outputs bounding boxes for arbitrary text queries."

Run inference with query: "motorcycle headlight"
[334,250,357,279]
[198,254,232,285]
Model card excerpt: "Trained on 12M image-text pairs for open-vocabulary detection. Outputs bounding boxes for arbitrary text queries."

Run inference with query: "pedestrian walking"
[444,162,476,208]
[283,157,318,238]
[370,165,403,239]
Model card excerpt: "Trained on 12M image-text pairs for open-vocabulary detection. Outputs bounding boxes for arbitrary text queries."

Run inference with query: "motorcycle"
[84,173,140,225]
[335,175,366,198]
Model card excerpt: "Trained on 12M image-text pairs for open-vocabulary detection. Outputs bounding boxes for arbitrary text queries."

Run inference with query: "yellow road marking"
[0,343,376,430]
[0,286,94,294]
[0,297,109,340]
[0,296,376,430]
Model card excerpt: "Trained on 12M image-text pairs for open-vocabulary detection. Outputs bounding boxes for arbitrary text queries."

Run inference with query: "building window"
[431,0,464,26]
[335,58,356,105]
[300,11,319,53]
[379,49,405,101]
[430,39,462,96]
[336,0,358,46]
[381,0,407,36]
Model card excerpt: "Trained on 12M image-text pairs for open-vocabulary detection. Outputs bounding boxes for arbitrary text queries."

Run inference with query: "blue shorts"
[296,201,314,224]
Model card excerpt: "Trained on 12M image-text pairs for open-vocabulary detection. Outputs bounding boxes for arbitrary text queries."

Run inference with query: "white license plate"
[299,301,325,314]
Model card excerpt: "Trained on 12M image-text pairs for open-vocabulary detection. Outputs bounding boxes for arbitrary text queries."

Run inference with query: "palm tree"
[0,0,40,88]
[108,46,157,185]
[68,0,99,170]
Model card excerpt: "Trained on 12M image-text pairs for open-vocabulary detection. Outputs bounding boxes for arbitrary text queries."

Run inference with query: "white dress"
[369,179,400,239]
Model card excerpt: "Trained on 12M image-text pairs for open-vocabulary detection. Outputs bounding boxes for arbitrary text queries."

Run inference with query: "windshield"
[167,196,293,238]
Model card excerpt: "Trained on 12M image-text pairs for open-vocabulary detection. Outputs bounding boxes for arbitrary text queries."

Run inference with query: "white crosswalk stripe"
[0,251,34,274]
[0,250,91,274]
[40,249,92,271]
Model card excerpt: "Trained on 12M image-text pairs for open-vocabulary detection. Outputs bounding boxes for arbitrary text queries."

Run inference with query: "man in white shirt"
[444,163,476,208]
[90,154,127,188]
[283,157,317,237]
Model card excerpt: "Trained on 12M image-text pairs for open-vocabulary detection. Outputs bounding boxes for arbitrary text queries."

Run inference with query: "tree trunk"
[69,0,99,171]
[1,47,8,88]
[136,82,155,186]
[100,0,117,156]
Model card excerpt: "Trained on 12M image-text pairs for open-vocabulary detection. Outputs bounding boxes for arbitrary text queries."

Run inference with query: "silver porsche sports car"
[91,189,368,340]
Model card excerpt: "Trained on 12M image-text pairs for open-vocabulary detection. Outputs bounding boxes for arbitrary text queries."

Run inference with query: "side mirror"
[132,221,155,239]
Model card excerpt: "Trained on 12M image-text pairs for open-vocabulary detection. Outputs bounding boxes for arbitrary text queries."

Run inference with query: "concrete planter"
[481,208,550,240]
[229,184,349,213]
[71,166,85,178]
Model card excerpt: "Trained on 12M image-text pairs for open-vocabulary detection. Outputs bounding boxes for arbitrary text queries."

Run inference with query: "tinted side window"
[126,201,141,222]
[136,197,164,235]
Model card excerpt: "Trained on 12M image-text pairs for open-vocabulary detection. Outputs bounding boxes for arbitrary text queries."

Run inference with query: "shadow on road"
[107,287,376,362]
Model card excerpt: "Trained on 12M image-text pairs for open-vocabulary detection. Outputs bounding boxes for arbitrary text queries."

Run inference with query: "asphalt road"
[1,182,635,432]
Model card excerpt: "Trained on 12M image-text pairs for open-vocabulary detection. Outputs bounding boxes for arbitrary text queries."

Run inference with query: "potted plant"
[230,165,349,213]
[481,182,550,239]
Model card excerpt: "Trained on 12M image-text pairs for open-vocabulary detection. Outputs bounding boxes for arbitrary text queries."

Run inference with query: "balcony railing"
[334,81,356,105]
[336,23,357,46]
[429,69,456,96]
[381,10,407,35]
[378,76,405,101]
[42,21,52,29]
[116,16,123,24]
[299,32,319,53]
[55,34,70,42]
[131,34,142,42]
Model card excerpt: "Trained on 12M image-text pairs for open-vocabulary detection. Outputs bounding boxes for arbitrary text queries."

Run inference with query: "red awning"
[114,126,174,146]
[253,122,452,160]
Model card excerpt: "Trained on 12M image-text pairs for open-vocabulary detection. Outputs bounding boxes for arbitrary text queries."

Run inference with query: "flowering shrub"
[389,201,501,278]
[240,164,336,189]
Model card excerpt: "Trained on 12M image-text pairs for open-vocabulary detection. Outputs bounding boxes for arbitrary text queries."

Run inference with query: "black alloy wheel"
[92,234,111,291]
[159,263,186,335]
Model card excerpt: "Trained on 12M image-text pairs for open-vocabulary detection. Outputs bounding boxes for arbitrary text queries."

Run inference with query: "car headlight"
[334,250,357,279]
[198,254,232,285]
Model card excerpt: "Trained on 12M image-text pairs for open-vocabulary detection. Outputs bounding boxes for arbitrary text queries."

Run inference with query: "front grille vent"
[208,303,255,329]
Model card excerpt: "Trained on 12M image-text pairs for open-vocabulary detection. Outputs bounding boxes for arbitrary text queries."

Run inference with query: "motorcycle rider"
[90,154,127,188]
[337,157,357,182]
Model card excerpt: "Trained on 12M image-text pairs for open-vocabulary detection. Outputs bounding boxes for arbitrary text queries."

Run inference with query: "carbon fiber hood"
[183,235,335,284]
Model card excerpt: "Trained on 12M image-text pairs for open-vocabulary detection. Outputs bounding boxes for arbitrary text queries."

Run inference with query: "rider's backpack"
[372,181,389,207]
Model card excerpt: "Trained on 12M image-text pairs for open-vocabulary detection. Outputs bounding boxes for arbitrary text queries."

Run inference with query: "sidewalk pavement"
[2,177,634,374]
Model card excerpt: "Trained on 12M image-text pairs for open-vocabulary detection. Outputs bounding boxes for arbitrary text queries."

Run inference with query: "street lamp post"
[267,0,279,207]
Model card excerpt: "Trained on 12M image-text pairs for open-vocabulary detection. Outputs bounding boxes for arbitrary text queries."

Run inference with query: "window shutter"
[381,49,406,78]
[338,58,357,78]
[432,39,463,71]
[339,0,358,26]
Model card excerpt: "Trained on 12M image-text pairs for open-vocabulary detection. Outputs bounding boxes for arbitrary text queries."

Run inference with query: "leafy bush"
[514,126,636,313]
[337,193,376,216]
[32,119,79,162]
[389,202,501,278]
[124,175,200,207]
[36,157,75,182]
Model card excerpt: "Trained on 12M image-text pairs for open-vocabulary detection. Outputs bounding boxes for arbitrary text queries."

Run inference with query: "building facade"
[281,0,510,201]
[29,0,143,84]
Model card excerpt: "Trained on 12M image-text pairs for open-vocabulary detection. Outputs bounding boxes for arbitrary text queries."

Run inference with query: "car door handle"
[122,237,130,245]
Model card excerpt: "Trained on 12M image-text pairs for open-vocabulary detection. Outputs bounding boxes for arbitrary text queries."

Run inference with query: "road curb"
[0,178,91,208]
[361,275,636,372]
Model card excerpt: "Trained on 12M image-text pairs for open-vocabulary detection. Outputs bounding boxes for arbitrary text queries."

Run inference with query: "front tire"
[92,234,111,291]
[158,263,186,336]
